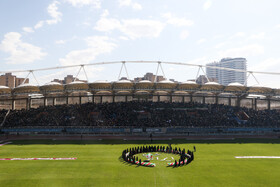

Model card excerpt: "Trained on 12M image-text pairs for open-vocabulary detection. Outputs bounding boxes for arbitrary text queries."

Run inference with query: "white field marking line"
[0,157,77,161]
[235,156,280,159]
[154,169,157,187]
[0,142,12,146]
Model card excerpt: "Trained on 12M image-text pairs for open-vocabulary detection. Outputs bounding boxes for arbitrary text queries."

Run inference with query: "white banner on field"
[0,157,77,160]
[235,156,280,159]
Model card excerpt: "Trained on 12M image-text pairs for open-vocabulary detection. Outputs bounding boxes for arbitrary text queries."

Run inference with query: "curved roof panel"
[248,85,272,94]
[89,81,111,90]
[155,80,177,89]
[0,86,11,95]
[113,80,134,89]
[139,80,152,83]
[228,82,244,86]
[40,82,64,93]
[178,81,200,90]
[65,81,89,92]
[224,82,247,92]
[200,82,223,91]
[13,84,40,95]
[135,80,154,90]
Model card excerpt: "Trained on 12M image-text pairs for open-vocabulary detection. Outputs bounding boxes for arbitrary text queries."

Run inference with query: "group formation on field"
[121,145,194,167]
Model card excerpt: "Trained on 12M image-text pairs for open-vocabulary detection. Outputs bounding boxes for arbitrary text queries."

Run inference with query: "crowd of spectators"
[1,101,280,128]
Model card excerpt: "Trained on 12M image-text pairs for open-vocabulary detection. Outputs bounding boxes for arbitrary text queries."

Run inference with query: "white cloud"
[55,40,66,44]
[230,32,246,39]
[46,1,62,25]
[55,36,78,45]
[214,42,227,49]
[248,32,265,40]
[219,44,264,57]
[252,58,280,72]
[33,1,62,30]
[37,66,104,85]
[118,0,142,10]
[162,13,194,27]
[22,27,34,33]
[95,15,165,39]
[180,30,189,40]
[59,36,117,66]
[0,32,47,64]
[101,9,109,17]
[82,21,91,27]
[64,0,101,8]
[119,36,129,40]
[188,57,208,65]
[34,21,44,29]
[203,0,212,10]
[121,19,164,39]
[119,0,131,6]
[276,24,280,28]
[95,17,121,32]
[196,38,206,45]
[132,3,142,10]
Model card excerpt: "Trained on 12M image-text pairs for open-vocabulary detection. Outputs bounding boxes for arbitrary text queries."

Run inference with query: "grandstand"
[1,61,280,138]
[1,101,280,137]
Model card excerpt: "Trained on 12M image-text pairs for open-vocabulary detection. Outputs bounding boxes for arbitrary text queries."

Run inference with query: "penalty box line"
[235,156,280,159]
[0,142,12,146]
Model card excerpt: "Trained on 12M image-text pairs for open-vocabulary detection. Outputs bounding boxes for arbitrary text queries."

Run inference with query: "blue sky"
[1,0,280,87]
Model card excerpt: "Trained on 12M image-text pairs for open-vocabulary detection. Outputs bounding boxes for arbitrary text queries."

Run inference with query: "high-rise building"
[206,58,247,86]
[134,72,166,82]
[0,73,29,88]
[143,72,165,82]
[52,75,87,84]
[196,75,218,85]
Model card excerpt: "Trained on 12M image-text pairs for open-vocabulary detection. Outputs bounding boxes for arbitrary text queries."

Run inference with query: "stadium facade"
[0,79,280,111]
[0,60,280,111]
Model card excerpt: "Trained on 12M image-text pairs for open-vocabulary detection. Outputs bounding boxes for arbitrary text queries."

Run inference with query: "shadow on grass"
[118,155,153,168]
[118,155,193,169]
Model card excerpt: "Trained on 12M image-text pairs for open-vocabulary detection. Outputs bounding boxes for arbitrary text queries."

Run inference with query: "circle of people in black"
[122,145,194,167]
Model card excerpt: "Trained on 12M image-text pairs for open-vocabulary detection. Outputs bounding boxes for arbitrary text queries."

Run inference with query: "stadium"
[0,61,280,186]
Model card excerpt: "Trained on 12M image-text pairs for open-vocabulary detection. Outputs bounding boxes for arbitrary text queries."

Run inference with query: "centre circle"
[135,152,181,167]
[121,145,194,167]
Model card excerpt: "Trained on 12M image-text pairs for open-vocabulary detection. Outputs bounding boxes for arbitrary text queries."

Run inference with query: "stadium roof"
[43,82,62,86]
[228,82,244,87]
[92,80,110,83]
[0,85,11,95]
[13,83,40,95]
[181,81,197,84]
[116,80,132,83]
[40,82,64,93]
[158,80,174,84]
[139,80,152,83]
[0,85,10,89]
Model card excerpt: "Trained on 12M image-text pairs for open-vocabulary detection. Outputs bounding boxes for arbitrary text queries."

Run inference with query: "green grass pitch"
[0,139,280,187]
